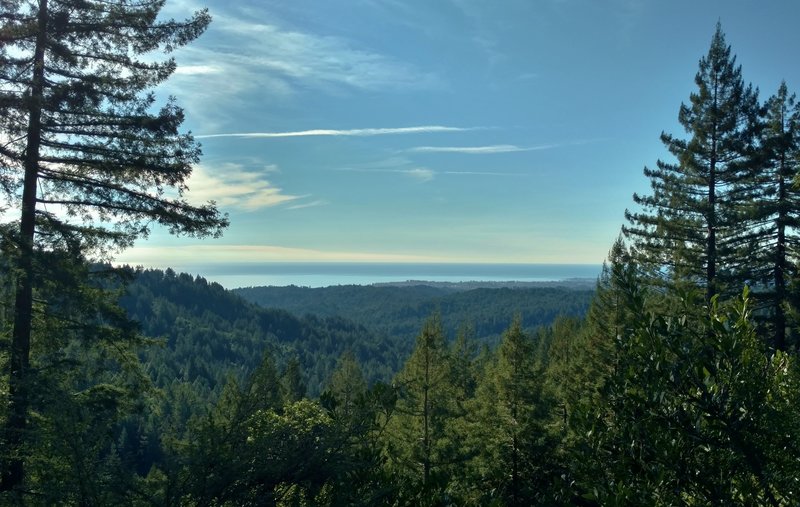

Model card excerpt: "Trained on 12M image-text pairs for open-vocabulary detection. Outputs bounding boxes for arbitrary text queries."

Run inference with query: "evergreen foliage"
[749,82,800,349]
[0,0,226,494]
[234,284,594,349]
[624,23,760,301]
[384,314,461,500]
[471,317,558,506]
[573,283,800,505]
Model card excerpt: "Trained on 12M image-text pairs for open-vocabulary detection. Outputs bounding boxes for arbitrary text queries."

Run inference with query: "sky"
[116,0,800,269]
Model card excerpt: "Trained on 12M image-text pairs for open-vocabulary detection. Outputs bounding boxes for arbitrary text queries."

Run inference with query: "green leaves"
[573,285,800,505]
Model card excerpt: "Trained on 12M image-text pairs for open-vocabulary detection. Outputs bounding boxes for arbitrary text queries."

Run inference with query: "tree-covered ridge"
[134,258,800,505]
[116,267,593,401]
[120,267,398,397]
[234,283,593,347]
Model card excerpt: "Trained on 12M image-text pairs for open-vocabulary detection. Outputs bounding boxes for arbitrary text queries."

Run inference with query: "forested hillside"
[234,283,593,347]
[118,269,592,398]
[120,268,398,396]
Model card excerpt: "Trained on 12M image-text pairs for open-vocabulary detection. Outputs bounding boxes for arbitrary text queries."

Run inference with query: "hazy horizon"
[125,261,603,289]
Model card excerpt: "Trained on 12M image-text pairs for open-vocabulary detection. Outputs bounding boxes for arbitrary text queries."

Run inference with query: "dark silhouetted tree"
[624,23,759,302]
[749,82,800,350]
[0,0,226,492]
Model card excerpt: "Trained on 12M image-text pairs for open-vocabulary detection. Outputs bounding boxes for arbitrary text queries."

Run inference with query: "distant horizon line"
[110,261,604,289]
[116,260,604,268]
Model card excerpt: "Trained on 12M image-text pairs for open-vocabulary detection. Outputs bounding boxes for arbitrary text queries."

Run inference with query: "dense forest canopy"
[233,283,593,349]
[0,7,799,507]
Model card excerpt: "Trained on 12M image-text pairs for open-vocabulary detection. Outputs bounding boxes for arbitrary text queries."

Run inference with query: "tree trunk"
[706,84,718,304]
[775,153,787,351]
[422,334,430,485]
[1,0,47,492]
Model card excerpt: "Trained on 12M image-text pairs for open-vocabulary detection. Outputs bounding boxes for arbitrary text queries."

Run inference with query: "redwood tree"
[749,82,800,350]
[0,0,226,491]
[624,24,759,302]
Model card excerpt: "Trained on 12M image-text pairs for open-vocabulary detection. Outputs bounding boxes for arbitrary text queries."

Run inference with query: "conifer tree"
[321,352,398,506]
[324,351,368,421]
[0,0,226,491]
[385,314,459,496]
[179,352,282,504]
[749,82,800,350]
[6,255,149,504]
[556,239,636,410]
[585,238,637,344]
[281,356,307,403]
[473,317,555,506]
[624,23,759,302]
[440,324,480,501]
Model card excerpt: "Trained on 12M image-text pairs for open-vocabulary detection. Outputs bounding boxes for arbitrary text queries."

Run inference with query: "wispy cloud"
[197,126,477,139]
[407,144,551,154]
[405,168,436,182]
[335,164,521,181]
[212,15,442,92]
[336,165,435,182]
[186,163,302,211]
[442,170,522,176]
[159,4,444,129]
[286,199,329,210]
[174,64,222,76]
[406,138,608,155]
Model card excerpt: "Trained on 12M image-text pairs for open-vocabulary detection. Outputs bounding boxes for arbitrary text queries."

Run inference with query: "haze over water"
[162,262,602,289]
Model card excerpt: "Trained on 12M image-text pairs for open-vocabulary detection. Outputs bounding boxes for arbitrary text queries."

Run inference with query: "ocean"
[165,262,603,289]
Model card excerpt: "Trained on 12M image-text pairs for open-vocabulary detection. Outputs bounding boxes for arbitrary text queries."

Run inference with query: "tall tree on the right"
[624,23,760,302]
[748,82,800,350]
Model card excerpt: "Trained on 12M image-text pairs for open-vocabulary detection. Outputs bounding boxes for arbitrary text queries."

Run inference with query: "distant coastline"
[372,279,597,291]
[150,262,603,289]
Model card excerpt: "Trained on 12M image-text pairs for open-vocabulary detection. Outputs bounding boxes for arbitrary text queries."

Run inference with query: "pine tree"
[562,238,637,405]
[624,23,759,302]
[281,356,307,403]
[441,324,480,501]
[749,82,800,350]
[385,314,459,496]
[0,0,226,491]
[320,352,397,505]
[473,317,556,506]
[180,352,283,504]
[6,255,150,504]
[324,351,368,421]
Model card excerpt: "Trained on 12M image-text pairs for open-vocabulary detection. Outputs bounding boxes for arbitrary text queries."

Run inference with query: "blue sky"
[117,0,800,268]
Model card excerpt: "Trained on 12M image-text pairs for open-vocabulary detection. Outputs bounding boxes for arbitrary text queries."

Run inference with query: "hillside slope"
[234,283,594,348]
[120,268,397,397]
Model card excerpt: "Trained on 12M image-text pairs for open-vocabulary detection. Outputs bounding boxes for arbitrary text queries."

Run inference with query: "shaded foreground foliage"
[3,254,799,505]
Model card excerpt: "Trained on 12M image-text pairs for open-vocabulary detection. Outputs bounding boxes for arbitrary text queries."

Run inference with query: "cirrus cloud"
[196,125,478,139]
[407,143,559,154]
